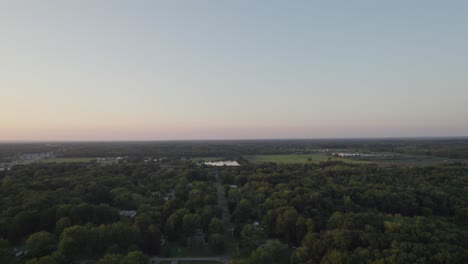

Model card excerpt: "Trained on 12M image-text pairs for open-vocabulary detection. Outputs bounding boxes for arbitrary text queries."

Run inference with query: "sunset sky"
[1,1,467,141]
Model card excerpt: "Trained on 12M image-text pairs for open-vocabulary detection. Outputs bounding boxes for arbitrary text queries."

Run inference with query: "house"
[180,157,191,162]
[154,157,167,162]
[119,210,137,218]
[253,221,264,231]
[11,248,29,258]
[333,153,372,158]
[160,235,168,246]
[116,157,126,163]
[164,192,175,201]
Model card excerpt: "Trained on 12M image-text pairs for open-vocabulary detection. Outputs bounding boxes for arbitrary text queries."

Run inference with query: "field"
[242,153,466,166]
[243,153,368,164]
[357,154,465,166]
[39,157,97,163]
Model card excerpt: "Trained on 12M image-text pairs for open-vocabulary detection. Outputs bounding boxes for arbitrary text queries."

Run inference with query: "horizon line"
[1,136,468,144]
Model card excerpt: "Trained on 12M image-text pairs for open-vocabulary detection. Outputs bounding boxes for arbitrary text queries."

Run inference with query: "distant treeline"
[2,139,468,161]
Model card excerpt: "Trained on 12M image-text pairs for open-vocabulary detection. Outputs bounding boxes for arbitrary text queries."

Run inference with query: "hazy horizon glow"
[1,1,467,141]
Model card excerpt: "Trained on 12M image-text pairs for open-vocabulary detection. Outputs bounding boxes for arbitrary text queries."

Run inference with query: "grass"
[363,154,464,166]
[243,153,368,164]
[39,157,97,163]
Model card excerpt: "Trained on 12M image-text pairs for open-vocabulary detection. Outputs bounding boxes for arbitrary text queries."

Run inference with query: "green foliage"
[26,251,66,264]
[182,213,201,236]
[58,225,90,259]
[0,239,9,248]
[121,251,148,264]
[248,240,288,264]
[209,233,225,253]
[141,224,161,254]
[97,251,147,264]
[320,250,351,264]
[249,247,273,264]
[58,223,141,261]
[55,217,71,237]
[97,254,123,264]
[208,217,224,235]
[26,231,55,258]
[1,141,467,263]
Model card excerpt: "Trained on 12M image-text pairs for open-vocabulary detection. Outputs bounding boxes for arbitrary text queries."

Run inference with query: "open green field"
[359,154,467,166]
[39,157,97,163]
[243,153,368,164]
[242,153,465,166]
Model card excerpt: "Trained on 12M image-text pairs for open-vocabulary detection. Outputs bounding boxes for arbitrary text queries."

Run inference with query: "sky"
[1,0,467,141]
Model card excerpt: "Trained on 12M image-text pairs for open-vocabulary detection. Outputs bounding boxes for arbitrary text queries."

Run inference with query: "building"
[119,210,137,218]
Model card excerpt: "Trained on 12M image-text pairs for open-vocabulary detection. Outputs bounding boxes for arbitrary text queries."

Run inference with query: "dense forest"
[0,140,467,263]
[223,162,467,263]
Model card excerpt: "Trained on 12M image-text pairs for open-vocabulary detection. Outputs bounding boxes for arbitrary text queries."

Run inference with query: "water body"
[203,160,240,166]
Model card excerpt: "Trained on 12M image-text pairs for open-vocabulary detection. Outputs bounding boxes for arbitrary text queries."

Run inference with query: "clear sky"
[1,0,467,141]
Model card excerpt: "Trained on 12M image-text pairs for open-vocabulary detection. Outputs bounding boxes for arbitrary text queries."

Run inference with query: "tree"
[209,217,224,235]
[292,233,319,264]
[264,240,285,261]
[240,224,258,252]
[141,224,161,254]
[26,251,66,264]
[58,226,90,260]
[0,239,9,249]
[455,208,468,225]
[249,247,273,264]
[233,199,253,223]
[164,208,189,239]
[182,214,201,236]
[135,213,152,231]
[26,231,55,258]
[248,240,286,264]
[13,210,40,237]
[320,250,351,264]
[122,251,148,264]
[55,217,71,237]
[97,254,123,264]
[275,208,298,243]
[209,233,225,253]
[295,217,308,245]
